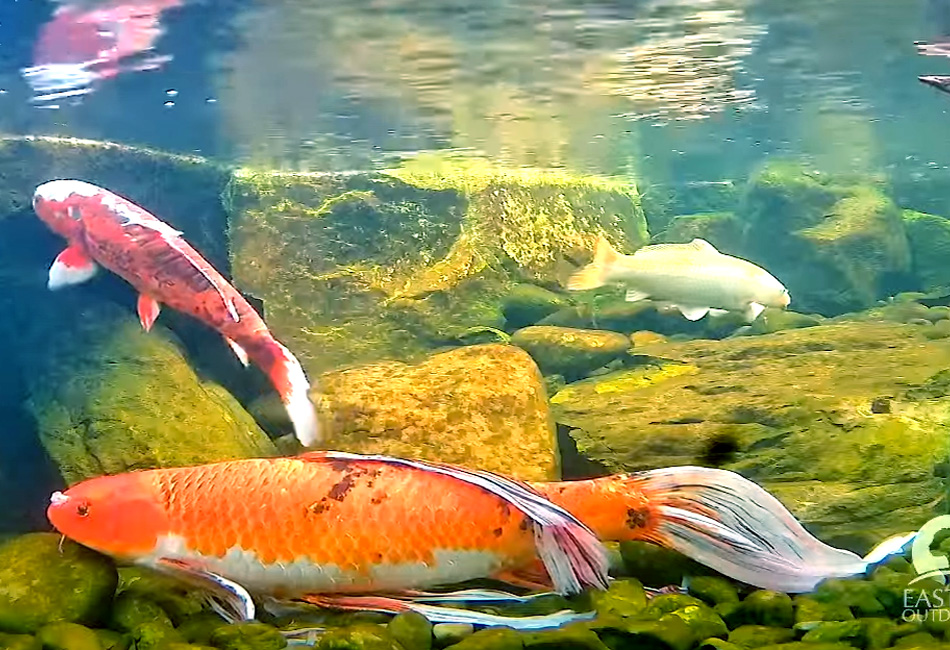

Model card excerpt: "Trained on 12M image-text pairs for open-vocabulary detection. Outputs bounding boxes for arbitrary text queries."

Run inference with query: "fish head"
[753,272,791,310]
[32,179,104,240]
[47,472,168,561]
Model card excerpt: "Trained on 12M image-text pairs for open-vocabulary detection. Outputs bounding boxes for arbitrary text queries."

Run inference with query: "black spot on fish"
[626,507,649,530]
[492,527,503,538]
[329,459,352,473]
[519,518,531,532]
[306,501,330,516]
[327,474,356,502]
[373,553,384,563]
[498,502,511,520]
[370,495,386,505]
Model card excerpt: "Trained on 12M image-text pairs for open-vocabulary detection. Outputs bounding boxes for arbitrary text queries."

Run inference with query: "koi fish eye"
[76,502,89,517]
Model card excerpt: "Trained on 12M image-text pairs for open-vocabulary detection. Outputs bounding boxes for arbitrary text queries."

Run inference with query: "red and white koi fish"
[32,179,320,447]
[47,451,910,630]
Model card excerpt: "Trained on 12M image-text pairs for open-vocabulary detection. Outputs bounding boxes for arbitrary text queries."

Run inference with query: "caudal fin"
[566,234,619,291]
[630,467,879,593]
[251,339,321,447]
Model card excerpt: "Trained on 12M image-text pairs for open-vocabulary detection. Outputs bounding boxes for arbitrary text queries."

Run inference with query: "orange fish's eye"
[76,502,89,517]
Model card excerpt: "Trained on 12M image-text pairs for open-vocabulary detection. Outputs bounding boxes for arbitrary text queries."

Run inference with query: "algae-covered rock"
[115,568,208,625]
[653,212,746,252]
[0,633,41,650]
[688,577,741,607]
[590,579,648,619]
[741,161,910,315]
[209,623,287,650]
[441,627,523,650]
[502,284,572,330]
[902,210,950,291]
[792,596,854,624]
[313,343,557,480]
[36,623,103,650]
[93,630,129,650]
[510,326,631,380]
[663,604,729,641]
[433,623,474,647]
[0,533,117,634]
[592,616,696,650]
[521,623,609,650]
[799,620,865,646]
[727,625,794,648]
[812,578,885,618]
[619,541,713,589]
[224,153,648,375]
[388,612,432,650]
[738,592,794,629]
[551,320,950,548]
[20,299,277,484]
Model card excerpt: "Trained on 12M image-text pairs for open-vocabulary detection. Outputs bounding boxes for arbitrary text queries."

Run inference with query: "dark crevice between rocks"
[556,423,610,480]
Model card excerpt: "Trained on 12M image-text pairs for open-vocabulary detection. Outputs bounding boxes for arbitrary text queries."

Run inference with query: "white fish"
[566,236,790,323]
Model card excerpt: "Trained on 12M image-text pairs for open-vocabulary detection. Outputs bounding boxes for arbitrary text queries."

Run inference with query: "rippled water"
[0,0,948,188]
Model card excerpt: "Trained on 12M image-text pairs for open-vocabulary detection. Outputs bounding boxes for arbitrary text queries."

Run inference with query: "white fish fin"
[48,245,98,290]
[306,451,609,595]
[677,305,710,321]
[153,557,255,623]
[688,238,719,254]
[398,588,559,603]
[744,302,766,322]
[566,234,619,291]
[224,336,250,367]
[137,294,161,332]
[625,289,650,302]
[708,308,730,317]
[862,532,916,565]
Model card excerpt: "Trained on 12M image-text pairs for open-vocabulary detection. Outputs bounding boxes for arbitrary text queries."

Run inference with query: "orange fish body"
[46,452,609,600]
[32,179,319,446]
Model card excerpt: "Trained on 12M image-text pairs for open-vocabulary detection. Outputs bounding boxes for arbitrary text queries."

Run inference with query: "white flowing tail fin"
[633,466,880,593]
[566,234,619,291]
[250,338,320,447]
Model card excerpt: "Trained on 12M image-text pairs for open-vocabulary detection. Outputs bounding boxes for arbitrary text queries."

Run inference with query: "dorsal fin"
[688,238,719,254]
[296,451,609,595]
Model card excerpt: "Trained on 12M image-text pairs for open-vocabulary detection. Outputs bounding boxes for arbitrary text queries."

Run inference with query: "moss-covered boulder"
[510,326,631,380]
[309,343,557,480]
[19,298,277,485]
[902,210,950,291]
[36,623,104,650]
[224,153,648,375]
[653,212,746,252]
[551,320,950,550]
[0,533,117,634]
[502,284,572,330]
[740,161,910,315]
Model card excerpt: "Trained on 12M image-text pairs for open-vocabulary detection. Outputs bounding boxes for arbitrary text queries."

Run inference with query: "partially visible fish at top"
[567,235,790,323]
[32,179,321,447]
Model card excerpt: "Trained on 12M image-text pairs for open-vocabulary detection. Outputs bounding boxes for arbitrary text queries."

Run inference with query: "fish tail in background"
[566,235,619,291]
[627,466,877,592]
[243,337,320,446]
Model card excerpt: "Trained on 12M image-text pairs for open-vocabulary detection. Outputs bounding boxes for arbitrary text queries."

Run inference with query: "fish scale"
[146,457,539,592]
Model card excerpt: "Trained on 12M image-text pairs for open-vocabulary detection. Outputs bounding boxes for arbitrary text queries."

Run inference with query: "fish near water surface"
[46,451,903,629]
[567,235,790,323]
[32,179,320,447]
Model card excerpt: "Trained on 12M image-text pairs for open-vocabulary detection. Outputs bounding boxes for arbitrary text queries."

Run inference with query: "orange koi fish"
[46,452,905,629]
[32,180,319,447]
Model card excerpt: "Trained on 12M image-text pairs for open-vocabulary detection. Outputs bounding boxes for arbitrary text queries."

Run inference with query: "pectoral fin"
[708,308,730,317]
[744,302,766,322]
[153,557,255,623]
[677,305,710,321]
[48,245,98,290]
[137,294,161,332]
[625,289,650,302]
[224,336,250,367]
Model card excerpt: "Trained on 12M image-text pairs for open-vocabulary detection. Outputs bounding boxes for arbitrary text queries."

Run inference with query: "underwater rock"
[687,577,741,608]
[0,533,117,634]
[115,568,208,626]
[502,284,572,330]
[432,623,474,647]
[444,627,523,650]
[620,541,713,589]
[737,308,823,336]
[209,622,287,650]
[591,616,696,650]
[551,320,950,549]
[726,625,795,648]
[736,592,794,629]
[312,343,557,480]
[224,153,648,375]
[36,622,104,650]
[590,579,649,619]
[902,209,950,291]
[521,623,609,650]
[510,326,631,380]
[387,612,432,650]
[0,633,42,650]
[740,161,911,316]
[20,298,277,485]
[653,212,746,252]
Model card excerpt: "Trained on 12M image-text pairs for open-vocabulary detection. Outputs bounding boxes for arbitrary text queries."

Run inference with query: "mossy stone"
[726,625,795,648]
[130,621,182,650]
[387,612,432,650]
[653,212,745,252]
[0,633,42,650]
[591,616,696,650]
[432,624,474,648]
[662,605,729,640]
[792,596,854,624]
[36,623,103,650]
[442,627,523,650]
[116,568,208,625]
[893,631,939,647]
[308,624,401,650]
[590,579,648,619]
[861,618,897,649]
[799,620,865,646]
[687,578,740,607]
[208,622,287,650]
[521,623,609,650]
[813,579,885,618]
[510,326,630,380]
[697,640,744,650]
[738,592,794,628]
[902,210,950,291]
[176,612,229,646]
[109,593,174,633]
[502,284,571,330]
[617,542,710,590]
[0,533,118,634]
[644,595,709,619]
[92,630,130,650]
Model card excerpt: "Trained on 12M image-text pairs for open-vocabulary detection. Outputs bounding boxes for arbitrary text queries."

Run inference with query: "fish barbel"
[31,179,320,447]
[567,235,790,322]
[47,451,903,628]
